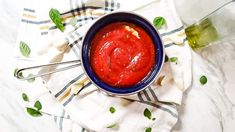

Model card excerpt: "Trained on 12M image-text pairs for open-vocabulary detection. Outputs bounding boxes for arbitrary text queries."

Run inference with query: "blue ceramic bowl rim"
[81,11,165,96]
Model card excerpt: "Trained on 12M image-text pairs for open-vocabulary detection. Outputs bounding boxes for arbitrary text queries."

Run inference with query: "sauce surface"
[90,22,155,87]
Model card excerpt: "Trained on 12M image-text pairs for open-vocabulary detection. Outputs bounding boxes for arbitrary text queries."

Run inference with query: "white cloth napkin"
[15,0,192,131]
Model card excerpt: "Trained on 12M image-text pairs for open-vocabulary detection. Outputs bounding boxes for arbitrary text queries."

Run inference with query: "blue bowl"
[81,12,165,96]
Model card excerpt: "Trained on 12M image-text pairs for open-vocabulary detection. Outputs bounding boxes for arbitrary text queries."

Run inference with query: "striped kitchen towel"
[15,0,192,131]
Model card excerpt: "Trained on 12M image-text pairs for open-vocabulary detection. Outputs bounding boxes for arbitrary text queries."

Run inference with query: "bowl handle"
[15,60,81,80]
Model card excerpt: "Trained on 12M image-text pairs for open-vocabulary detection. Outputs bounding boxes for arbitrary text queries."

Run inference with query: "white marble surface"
[173,43,235,132]
[0,0,59,131]
[0,0,235,132]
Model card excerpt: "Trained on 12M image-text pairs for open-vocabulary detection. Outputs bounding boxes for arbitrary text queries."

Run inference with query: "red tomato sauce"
[90,22,155,87]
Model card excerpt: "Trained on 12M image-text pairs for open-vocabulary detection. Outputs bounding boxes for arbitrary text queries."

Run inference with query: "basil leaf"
[69,18,77,27]
[19,41,31,57]
[27,73,35,83]
[170,57,178,64]
[145,127,152,132]
[14,68,18,77]
[106,123,118,128]
[26,107,42,117]
[14,68,23,78]
[109,106,116,114]
[153,17,166,29]
[144,108,151,120]
[200,75,207,85]
[22,93,29,102]
[34,100,42,110]
[49,8,65,32]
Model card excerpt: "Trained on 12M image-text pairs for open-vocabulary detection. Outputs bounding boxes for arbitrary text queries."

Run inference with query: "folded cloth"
[15,0,192,131]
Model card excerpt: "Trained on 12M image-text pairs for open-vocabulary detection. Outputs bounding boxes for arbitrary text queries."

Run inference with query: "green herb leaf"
[170,57,178,64]
[69,17,77,27]
[27,73,35,83]
[153,16,166,29]
[14,68,23,78]
[106,123,118,128]
[200,75,207,85]
[144,108,152,120]
[145,127,152,132]
[14,68,18,77]
[34,100,42,110]
[152,117,156,121]
[22,93,29,102]
[49,8,64,32]
[19,41,31,57]
[109,106,116,114]
[165,55,169,62]
[26,107,42,117]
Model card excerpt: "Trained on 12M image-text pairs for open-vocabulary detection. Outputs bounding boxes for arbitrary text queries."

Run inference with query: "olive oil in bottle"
[185,18,219,49]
